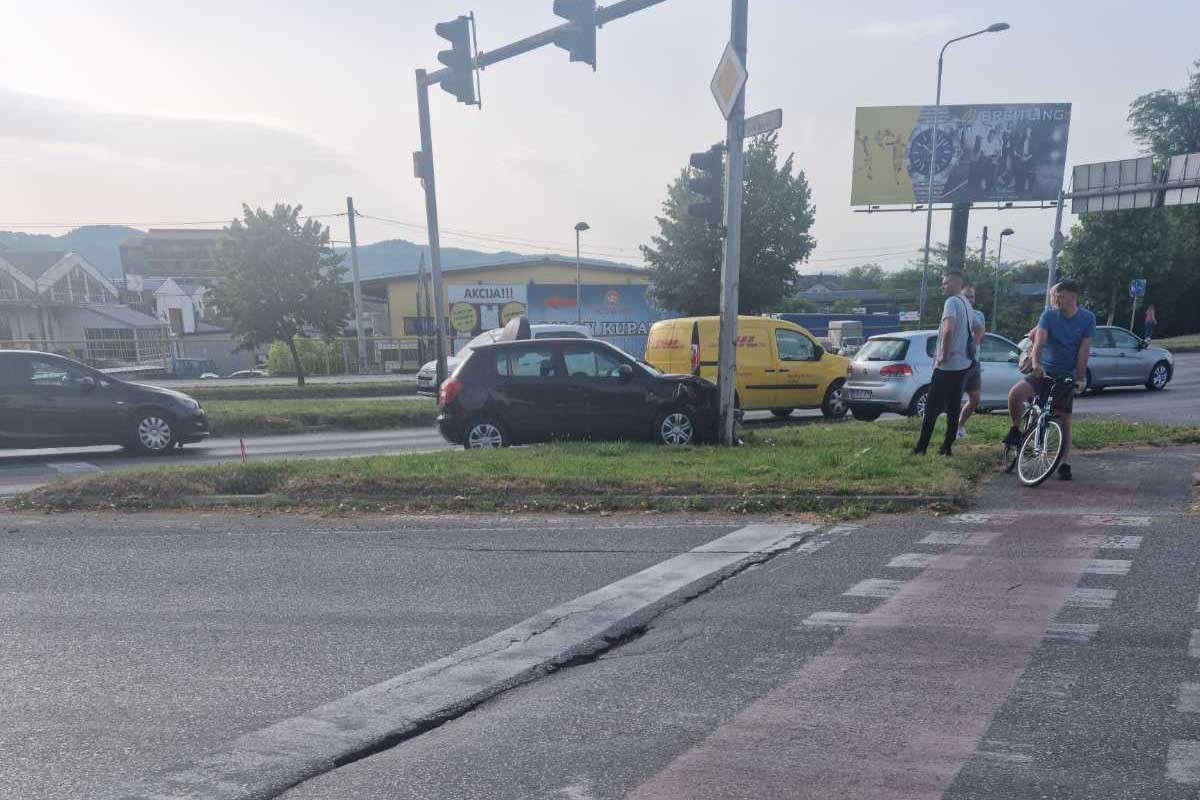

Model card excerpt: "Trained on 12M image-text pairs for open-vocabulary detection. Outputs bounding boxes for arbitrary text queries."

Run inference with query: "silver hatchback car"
[1018,325,1173,394]
[843,330,1025,421]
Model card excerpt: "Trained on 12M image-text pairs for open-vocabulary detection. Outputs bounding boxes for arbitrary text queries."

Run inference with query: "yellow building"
[362,256,658,350]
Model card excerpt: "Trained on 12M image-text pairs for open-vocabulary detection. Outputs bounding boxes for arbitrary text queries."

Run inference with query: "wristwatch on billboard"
[906,125,957,187]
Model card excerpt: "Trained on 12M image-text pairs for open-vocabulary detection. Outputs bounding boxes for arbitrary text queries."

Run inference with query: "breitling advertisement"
[851,103,1071,206]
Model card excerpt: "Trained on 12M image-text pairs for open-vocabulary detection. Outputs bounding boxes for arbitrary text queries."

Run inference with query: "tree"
[839,263,886,290]
[209,204,349,386]
[642,134,816,315]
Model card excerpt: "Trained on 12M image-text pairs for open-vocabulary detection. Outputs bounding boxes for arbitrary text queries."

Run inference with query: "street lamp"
[993,227,1014,327]
[574,221,590,325]
[918,21,1011,324]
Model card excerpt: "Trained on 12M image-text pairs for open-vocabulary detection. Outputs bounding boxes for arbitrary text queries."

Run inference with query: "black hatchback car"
[0,350,210,454]
[437,339,721,448]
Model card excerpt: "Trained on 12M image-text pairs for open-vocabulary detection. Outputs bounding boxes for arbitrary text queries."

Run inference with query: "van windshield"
[856,338,909,362]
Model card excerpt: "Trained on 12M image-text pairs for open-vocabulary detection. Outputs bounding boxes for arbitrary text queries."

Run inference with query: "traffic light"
[687,145,725,226]
[435,16,477,105]
[552,0,597,70]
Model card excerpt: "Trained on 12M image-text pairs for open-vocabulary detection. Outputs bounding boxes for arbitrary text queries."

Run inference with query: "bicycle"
[1002,376,1075,487]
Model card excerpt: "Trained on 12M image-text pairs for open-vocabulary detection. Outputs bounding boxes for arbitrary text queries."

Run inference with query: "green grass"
[185,382,418,402]
[1153,333,1200,352]
[204,398,438,437]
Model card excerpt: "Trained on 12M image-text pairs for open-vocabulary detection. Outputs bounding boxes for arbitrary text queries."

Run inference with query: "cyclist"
[1003,280,1094,481]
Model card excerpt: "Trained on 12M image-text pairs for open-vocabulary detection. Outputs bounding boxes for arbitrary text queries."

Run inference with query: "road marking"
[1168,740,1200,784]
[844,579,905,599]
[46,461,101,476]
[948,513,1020,525]
[802,611,864,628]
[1072,535,1143,550]
[1084,559,1132,575]
[118,522,816,800]
[1044,623,1100,643]
[886,553,940,569]
[1177,683,1200,714]
[1080,515,1152,527]
[1190,630,1200,658]
[919,532,968,545]
[1066,588,1117,609]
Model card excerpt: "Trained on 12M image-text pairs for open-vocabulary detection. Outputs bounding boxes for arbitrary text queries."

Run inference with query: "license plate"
[848,389,872,400]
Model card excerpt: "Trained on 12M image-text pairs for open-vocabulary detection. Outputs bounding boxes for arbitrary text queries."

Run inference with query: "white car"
[415,323,592,396]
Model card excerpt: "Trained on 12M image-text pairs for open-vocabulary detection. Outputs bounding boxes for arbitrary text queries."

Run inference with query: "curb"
[115,523,817,800]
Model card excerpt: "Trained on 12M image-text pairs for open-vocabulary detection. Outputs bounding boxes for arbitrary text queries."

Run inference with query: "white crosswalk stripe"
[1177,683,1200,714]
[1189,630,1200,658]
[886,553,940,569]
[1168,740,1200,785]
[918,532,969,546]
[844,579,905,599]
[801,611,864,628]
[1066,588,1117,609]
[1084,559,1132,576]
[1080,515,1152,527]
[1043,623,1100,643]
[1072,535,1143,550]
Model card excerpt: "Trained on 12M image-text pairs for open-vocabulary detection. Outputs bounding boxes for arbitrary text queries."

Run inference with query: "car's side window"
[775,329,816,361]
[979,335,1019,363]
[1109,329,1139,349]
[494,352,511,376]
[0,357,30,389]
[510,347,560,378]
[1092,329,1114,348]
[563,346,625,378]
[29,359,87,390]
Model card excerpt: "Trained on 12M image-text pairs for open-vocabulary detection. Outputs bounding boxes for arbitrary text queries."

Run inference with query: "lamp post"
[993,227,1014,327]
[918,21,1011,324]
[574,221,589,325]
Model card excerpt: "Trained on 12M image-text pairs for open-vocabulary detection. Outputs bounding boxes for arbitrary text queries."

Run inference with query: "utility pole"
[1045,190,1066,308]
[716,0,748,446]
[345,197,367,373]
[414,71,450,388]
[979,225,989,277]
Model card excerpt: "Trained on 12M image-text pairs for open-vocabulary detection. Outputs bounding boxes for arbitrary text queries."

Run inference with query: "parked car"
[1017,325,1173,394]
[416,323,592,396]
[225,369,267,379]
[0,350,210,454]
[437,338,721,448]
[843,330,1025,421]
[645,316,850,419]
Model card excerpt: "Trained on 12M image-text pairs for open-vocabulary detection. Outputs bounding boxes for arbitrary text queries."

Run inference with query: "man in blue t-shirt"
[1004,280,1096,480]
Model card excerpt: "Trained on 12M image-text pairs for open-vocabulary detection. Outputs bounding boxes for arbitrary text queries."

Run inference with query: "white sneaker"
[956,428,967,440]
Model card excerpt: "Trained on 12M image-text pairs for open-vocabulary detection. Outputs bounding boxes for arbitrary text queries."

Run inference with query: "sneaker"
[938,446,953,457]
[956,428,967,441]
[1002,426,1022,447]
[1058,464,1072,481]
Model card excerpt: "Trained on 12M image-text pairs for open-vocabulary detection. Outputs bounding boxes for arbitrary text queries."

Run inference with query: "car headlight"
[178,396,201,411]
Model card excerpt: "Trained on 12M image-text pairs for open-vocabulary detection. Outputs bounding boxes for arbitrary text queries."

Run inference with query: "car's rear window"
[856,338,909,361]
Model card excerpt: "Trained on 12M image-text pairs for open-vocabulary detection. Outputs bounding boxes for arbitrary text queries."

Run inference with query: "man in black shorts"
[956,284,986,440]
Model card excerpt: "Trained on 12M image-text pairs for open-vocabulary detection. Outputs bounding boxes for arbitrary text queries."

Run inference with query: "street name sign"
[743,108,782,138]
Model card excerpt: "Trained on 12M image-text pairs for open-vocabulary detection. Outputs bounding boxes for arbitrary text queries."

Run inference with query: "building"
[0,250,169,369]
[360,255,665,358]
[119,229,225,280]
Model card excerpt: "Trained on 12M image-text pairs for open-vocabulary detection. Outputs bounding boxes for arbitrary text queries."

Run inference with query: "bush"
[265,339,346,376]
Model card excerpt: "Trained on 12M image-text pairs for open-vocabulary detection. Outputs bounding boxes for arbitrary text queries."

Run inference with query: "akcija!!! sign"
[448,284,528,304]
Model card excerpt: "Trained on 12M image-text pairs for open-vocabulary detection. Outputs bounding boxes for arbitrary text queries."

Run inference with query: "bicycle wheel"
[1016,418,1065,487]
[1002,408,1034,474]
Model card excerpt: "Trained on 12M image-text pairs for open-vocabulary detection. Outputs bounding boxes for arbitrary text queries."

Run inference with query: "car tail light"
[439,378,463,407]
[879,364,914,378]
[846,364,853,376]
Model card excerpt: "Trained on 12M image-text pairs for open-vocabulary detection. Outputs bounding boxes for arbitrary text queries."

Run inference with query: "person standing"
[957,284,987,439]
[1144,304,1157,341]
[914,271,972,456]
[1003,281,1095,481]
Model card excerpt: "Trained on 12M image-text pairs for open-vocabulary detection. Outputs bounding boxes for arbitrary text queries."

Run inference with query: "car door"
[977,334,1023,409]
[1087,328,1119,387]
[771,326,823,408]
[492,344,569,442]
[0,354,34,445]
[561,342,649,439]
[1105,328,1147,383]
[27,356,122,444]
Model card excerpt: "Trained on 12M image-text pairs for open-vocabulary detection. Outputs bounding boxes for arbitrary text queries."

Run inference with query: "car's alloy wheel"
[136,415,174,453]
[1149,363,1169,391]
[658,412,695,446]
[911,388,929,418]
[466,422,505,449]
[822,383,848,420]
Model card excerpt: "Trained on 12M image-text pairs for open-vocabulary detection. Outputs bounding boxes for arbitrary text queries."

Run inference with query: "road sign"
[1163,152,1200,207]
[710,41,747,120]
[743,108,782,138]
[1071,157,1156,214]
[899,311,920,323]
[1129,279,1146,299]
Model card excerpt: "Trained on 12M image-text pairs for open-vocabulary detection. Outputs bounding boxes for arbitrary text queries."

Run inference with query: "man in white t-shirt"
[957,284,986,438]
[914,270,972,456]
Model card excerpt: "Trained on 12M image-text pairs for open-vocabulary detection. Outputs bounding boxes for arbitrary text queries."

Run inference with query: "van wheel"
[821,381,848,420]
[770,408,793,419]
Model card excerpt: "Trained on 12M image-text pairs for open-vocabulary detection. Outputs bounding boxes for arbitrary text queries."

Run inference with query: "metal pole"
[576,228,583,325]
[994,235,1005,327]
[1129,285,1140,332]
[346,197,367,373]
[716,0,748,446]
[1045,189,1065,308]
[918,55,944,325]
[415,70,449,388]
[979,225,988,276]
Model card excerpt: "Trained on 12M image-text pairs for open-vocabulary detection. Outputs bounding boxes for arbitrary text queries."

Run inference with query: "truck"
[827,320,864,357]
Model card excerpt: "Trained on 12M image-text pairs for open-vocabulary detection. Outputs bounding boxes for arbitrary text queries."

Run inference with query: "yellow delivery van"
[644,316,850,419]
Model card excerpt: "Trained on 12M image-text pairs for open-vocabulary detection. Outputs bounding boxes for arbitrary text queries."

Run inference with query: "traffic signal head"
[553,0,597,70]
[435,16,477,105]
[687,145,725,226]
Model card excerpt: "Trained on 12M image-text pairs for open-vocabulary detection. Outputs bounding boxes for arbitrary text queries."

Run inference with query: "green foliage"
[643,134,816,315]
[264,339,345,376]
[207,204,349,385]
[839,264,887,289]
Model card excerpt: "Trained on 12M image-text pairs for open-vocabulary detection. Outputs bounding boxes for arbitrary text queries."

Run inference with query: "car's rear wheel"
[131,411,177,455]
[851,406,883,422]
[656,409,697,446]
[770,408,793,419]
[821,381,849,420]
[464,418,508,450]
[1147,361,1170,391]
[907,386,930,418]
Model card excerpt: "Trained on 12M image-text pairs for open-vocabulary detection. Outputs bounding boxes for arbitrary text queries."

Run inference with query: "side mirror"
[1137,340,1149,350]
[811,347,823,361]
[79,376,97,393]
[618,364,634,382]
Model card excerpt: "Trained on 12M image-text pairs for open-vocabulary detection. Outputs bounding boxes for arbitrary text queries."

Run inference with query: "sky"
[1,0,1197,274]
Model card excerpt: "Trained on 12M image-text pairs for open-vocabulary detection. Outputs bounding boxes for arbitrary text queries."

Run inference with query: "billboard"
[527,284,671,357]
[851,103,1071,205]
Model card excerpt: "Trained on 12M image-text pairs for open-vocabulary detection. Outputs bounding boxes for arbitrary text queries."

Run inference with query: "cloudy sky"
[1,0,1196,272]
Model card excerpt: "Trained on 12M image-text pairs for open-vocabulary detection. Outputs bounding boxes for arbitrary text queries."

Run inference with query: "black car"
[437,339,721,448]
[0,350,210,454]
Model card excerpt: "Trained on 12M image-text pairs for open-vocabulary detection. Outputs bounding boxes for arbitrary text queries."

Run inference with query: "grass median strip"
[15,416,1197,514]
[185,382,419,402]
[204,398,438,437]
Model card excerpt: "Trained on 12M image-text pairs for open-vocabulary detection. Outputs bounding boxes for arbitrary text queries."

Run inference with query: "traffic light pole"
[415,70,449,388]
[345,196,367,373]
[716,0,748,446]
